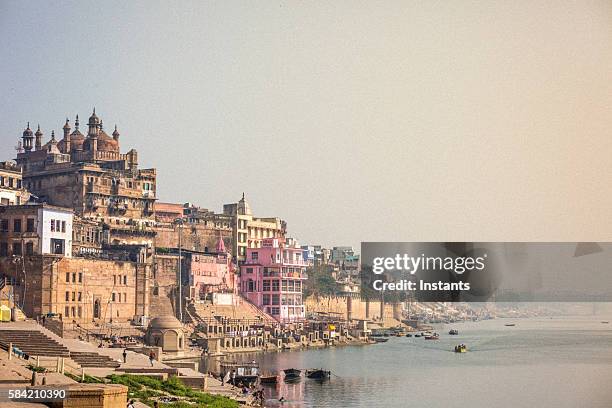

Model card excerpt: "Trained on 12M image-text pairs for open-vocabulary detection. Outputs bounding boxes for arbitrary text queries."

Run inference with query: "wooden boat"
[372,337,389,343]
[448,329,459,335]
[504,323,516,327]
[424,333,439,340]
[283,368,301,381]
[305,369,331,380]
[259,375,278,384]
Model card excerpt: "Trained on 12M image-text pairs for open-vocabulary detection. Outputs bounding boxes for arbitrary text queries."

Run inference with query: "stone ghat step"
[70,352,121,368]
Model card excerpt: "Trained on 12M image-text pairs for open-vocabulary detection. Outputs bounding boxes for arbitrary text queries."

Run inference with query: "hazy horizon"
[1,1,611,250]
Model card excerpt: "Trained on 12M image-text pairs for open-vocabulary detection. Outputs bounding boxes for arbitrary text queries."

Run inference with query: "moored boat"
[305,369,331,380]
[424,333,439,340]
[283,368,301,381]
[259,375,278,384]
[371,337,389,343]
[504,323,516,327]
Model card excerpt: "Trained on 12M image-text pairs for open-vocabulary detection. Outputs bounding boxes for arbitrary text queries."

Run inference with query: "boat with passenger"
[454,344,468,353]
[424,333,440,340]
[448,329,459,335]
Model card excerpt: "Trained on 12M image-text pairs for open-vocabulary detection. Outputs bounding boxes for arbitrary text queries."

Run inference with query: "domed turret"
[112,124,120,141]
[22,122,34,152]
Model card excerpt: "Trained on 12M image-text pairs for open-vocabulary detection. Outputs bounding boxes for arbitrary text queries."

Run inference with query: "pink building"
[239,238,307,322]
[185,238,237,300]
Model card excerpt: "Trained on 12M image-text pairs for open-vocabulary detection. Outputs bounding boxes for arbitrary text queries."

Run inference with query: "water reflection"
[199,317,612,408]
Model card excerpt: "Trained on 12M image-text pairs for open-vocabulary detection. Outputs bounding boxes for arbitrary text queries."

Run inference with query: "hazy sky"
[1,1,611,250]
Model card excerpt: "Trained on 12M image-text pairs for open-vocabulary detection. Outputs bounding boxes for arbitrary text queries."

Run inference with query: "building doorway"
[93,299,101,319]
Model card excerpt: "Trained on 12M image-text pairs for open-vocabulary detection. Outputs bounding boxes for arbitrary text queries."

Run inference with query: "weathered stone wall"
[304,295,398,321]
[150,254,178,318]
[154,224,232,255]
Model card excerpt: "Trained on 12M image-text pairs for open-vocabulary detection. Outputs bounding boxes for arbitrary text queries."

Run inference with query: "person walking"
[149,351,155,367]
[122,349,127,364]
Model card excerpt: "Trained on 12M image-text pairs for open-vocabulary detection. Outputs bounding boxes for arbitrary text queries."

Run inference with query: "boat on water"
[259,375,278,384]
[405,333,413,337]
[454,344,468,353]
[448,329,459,335]
[601,321,609,324]
[504,323,516,327]
[283,368,301,381]
[414,333,422,338]
[424,333,440,340]
[371,337,389,343]
[220,361,260,385]
[305,369,331,380]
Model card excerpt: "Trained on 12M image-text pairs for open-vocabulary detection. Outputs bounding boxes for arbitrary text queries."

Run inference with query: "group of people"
[454,344,467,352]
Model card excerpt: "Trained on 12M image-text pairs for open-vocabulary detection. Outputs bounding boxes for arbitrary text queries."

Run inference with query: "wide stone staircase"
[0,326,119,368]
[0,329,71,357]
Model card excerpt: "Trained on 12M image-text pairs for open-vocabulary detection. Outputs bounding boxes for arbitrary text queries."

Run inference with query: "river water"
[202,316,612,407]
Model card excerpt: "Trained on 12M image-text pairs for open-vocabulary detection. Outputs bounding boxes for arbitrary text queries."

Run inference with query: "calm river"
[202,316,612,407]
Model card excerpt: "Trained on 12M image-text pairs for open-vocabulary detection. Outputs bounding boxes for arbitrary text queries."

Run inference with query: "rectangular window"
[66,272,70,282]
[123,275,127,285]
[12,243,21,256]
[252,252,258,260]
[281,280,288,291]
[78,292,82,301]
[263,294,270,305]
[25,242,33,255]
[272,294,280,305]
[65,291,70,301]
[0,219,8,232]
[113,275,116,285]
[246,267,253,274]
[50,220,55,232]
[13,219,21,233]
[263,280,271,292]
[65,306,69,317]
[272,280,279,292]
[78,306,82,318]
[111,292,116,302]
[61,221,66,233]
[72,273,76,283]
[78,272,83,283]
[71,292,75,301]
[26,218,35,232]
[0,242,7,256]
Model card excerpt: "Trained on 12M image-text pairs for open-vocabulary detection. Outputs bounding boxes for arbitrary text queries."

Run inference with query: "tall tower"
[87,108,100,154]
[34,125,43,150]
[63,118,71,153]
[22,122,34,152]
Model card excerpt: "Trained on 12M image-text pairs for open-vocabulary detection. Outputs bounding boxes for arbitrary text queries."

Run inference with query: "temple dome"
[149,315,182,330]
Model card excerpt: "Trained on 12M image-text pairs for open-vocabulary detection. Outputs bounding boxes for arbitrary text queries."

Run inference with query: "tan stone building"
[223,194,286,262]
[0,160,30,205]
[0,254,150,323]
[15,110,156,246]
